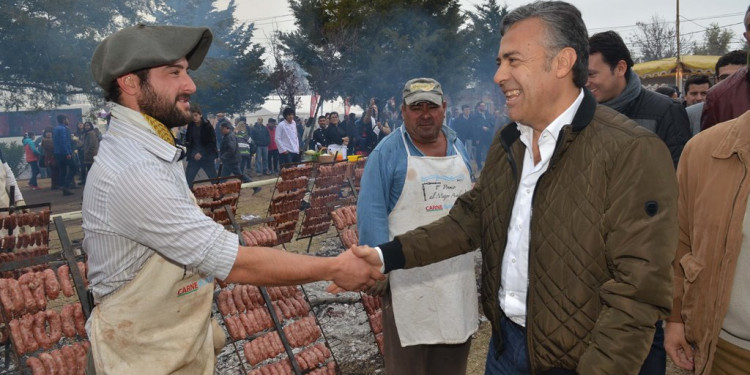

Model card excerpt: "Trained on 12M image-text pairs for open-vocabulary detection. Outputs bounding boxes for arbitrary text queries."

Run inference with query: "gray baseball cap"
[402,78,444,106]
[91,24,213,93]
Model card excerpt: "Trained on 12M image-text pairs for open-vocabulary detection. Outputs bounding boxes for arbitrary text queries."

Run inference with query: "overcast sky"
[231,0,747,63]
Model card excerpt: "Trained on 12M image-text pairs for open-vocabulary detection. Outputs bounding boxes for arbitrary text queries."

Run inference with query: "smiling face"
[134,57,196,128]
[494,18,569,128]
[586,52,627,103]
[329,113,339,125]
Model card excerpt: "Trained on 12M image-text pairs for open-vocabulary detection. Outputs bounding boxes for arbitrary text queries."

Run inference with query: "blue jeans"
[268,150,279,173]
[185,158,217,188]
[240,155,252,175]
[485,317,576,375]
[638,322,666,375]
[255,146,268,173]
[28,161,39,187]
[54,154,76,189]
[485,317,530,375]
[220,162,250,182]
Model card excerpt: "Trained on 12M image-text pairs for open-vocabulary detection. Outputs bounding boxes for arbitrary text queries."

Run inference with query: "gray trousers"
[383,289,472,375]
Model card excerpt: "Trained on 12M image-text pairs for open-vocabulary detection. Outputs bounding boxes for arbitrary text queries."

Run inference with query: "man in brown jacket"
[665,110,750,374]
[332,2,678,374]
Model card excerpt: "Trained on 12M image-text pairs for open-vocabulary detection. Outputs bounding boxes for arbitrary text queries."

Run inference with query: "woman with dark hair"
[22,132,41,190]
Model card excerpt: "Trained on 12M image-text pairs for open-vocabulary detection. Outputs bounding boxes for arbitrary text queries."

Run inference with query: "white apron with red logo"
[89,254,224,374]
[388,127,478,346]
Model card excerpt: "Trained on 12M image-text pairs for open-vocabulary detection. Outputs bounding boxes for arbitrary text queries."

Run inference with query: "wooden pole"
[676,0,682,92]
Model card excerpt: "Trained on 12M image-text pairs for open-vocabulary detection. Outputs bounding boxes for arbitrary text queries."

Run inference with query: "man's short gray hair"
[501,1,589,88]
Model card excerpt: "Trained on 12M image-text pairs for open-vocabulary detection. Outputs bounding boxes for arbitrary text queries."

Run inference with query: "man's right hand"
[194,152,202,161]
[665,321,694,370]
[326,246,384,294]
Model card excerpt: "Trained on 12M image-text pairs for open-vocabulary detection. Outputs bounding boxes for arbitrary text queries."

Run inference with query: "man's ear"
[116,74,139,96]
[614,60,628,78]
[554,47,577,79]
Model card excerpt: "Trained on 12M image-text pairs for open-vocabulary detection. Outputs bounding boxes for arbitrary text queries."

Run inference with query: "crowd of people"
[20,114,101,196]
[176,99,404,187]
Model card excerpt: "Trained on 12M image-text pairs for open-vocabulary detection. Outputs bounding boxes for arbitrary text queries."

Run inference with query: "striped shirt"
[82,106,238,300]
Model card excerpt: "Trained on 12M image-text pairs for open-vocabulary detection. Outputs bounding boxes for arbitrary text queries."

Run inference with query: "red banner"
[309,93,319,118]
[344,97,351,116]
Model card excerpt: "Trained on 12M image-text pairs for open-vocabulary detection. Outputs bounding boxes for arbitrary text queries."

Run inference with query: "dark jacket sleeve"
[220,134,238,162]
[204,123,219,159]
[383,180,484,271]
[657,102,691,167]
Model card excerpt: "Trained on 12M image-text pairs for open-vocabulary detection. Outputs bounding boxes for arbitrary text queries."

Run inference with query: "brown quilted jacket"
[395,90,678,374]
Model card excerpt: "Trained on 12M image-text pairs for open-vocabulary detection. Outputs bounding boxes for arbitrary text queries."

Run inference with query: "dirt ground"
[22,173,690,375]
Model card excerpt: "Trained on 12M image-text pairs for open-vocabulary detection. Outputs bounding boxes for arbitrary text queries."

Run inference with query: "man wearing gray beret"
[83,24,383,373]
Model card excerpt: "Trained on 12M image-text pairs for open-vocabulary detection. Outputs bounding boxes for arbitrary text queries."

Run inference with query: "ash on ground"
[215,237,385,375]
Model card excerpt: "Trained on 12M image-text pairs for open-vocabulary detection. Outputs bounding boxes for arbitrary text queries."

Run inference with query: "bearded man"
[83,24,383,373]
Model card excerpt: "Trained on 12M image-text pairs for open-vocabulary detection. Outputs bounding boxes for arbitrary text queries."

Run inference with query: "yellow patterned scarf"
[142,114,175,146]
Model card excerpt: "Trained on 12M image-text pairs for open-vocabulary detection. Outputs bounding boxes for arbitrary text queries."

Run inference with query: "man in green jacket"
[332,2,678,374]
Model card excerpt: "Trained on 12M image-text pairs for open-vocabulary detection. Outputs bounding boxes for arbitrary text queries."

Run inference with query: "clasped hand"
[326,245,384,294]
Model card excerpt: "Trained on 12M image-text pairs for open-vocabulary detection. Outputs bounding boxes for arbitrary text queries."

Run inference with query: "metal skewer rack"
[0,207,91,375]
[210,206,340,375]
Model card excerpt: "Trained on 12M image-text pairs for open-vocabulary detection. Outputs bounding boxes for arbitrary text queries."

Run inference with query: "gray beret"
[91,24,213,93]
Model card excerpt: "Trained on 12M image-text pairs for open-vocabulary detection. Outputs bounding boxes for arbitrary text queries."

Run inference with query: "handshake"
[326,245,384,294]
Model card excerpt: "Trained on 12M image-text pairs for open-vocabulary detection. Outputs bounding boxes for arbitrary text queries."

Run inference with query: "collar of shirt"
[109,104,183,163]
[516,89,585,164]
[400,125,460,157]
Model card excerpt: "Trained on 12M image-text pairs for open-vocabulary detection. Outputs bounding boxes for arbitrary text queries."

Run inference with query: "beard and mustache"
[137,80,191,129]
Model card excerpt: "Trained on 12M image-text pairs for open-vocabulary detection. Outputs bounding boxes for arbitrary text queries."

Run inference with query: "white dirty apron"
[388,127,478,346]
[89,254,225,374]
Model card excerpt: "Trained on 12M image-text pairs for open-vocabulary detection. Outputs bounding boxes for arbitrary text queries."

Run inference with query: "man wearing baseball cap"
[83,24,383,373]
[357,77,477,374]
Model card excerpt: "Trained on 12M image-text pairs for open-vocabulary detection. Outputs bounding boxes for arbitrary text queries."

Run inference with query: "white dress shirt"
[500,90,584,326]
[275,120,299,154]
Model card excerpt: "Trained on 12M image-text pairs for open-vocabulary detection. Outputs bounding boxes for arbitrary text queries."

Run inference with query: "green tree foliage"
[0,141,28,177]
[465,0,508,105]
[153,0,271,115]
[692,23,735,56]
[0,0,148,110]
[281,0,469,108]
